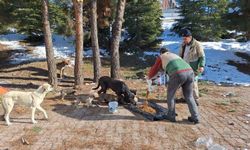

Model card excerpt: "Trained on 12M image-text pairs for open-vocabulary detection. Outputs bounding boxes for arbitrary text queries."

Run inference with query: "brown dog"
[56,59,73,79]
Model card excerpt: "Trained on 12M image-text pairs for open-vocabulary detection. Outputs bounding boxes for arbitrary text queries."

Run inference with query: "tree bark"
[73,0,84,88]
[42,0,57,88]
[110,0,126,79]
[90,0,101,82]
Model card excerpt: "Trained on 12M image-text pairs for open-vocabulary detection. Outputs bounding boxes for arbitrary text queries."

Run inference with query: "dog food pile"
[137,101,156,114]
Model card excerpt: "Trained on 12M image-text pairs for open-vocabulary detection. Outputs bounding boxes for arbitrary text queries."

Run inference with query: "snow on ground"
[158,13,250,86]
[0,34,109,65]
[0,12,250,86]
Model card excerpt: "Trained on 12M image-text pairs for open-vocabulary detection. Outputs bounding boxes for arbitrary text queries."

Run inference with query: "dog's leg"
[59,67,64,79]
[98,88,105,94]
[31,107,38,124]
[98,86,107,94]
[117,93,126,105]
[4,100,14,126]
[37,106,48,119]
[61,67,66,79]
[1,102,6,121]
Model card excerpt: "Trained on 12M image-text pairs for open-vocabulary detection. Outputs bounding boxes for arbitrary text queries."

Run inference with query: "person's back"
[147,48,199,124]
[160,52,191,76]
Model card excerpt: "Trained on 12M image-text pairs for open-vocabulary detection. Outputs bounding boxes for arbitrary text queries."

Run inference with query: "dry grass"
[57,137,111,149]
[9,127,39,149]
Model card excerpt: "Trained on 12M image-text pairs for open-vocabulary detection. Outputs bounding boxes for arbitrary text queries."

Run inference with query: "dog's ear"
[36,85,46,93]
[130,89,137,95]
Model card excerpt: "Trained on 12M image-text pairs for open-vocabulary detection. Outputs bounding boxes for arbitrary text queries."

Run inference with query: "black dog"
[92,76,137,104]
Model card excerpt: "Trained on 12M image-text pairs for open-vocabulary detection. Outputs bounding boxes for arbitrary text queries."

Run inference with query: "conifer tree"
[172,0,227,41]
[124,0,162,49]
[226,0,250,40]
[0,0,70,38]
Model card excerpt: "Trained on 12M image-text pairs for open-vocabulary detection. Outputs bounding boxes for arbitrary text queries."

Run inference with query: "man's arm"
[147,57,162,79]
[197,42,205,73]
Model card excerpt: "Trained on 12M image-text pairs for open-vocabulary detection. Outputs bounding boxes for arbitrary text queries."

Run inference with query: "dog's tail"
[92,82,100,90]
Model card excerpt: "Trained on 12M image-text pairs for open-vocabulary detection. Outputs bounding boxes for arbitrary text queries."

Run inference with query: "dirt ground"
[0,50,250,149]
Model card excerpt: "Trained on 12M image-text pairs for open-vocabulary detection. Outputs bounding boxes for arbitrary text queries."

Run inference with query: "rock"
[222,92,236,97]
[21,137,29,145]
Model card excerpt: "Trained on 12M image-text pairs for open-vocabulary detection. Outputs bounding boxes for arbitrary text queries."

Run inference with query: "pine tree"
[73,0,84,88]
[0,0,71,38]
[91,0,101,82]
[172,0,228,41]
[42,0,57,88]
[0,0,15,33]
[12,0,43,37]
[110,0,126,79]
[226,0,250,40]
[124,0,162,49]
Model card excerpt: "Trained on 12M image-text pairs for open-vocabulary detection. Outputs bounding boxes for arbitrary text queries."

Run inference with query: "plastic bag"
[195,136,226,150]
[195,136,213,148]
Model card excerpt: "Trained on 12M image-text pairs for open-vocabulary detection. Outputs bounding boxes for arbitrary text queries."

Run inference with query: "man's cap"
[160,48,169,54]
[180,29,192,37]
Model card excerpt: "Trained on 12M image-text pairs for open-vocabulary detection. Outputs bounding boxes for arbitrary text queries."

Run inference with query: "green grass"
[230,99,240,104]
[123,70,138,79]
[199,80,211,85]
[199,88,209,94]
[139,91,147,97]
[32,126,42,133]
[228,109,236,112]
[215,101,230,106]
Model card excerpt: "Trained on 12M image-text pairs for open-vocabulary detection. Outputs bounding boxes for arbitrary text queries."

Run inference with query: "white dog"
[1,83,53,125]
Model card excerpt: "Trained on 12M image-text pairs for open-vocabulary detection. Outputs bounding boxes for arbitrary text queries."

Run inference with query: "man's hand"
[198,67,204,73]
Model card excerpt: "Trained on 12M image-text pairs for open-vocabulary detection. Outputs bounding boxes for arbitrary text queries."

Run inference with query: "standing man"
[179,29,205,106]
[147,48,199,124]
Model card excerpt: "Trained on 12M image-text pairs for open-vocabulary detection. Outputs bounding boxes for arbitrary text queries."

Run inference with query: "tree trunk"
[73,0,84,88]
[42,0,57,88]
[110,0,126,79]
[90,0,101,82]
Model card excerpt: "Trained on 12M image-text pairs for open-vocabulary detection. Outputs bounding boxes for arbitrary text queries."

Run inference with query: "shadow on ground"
[51,98,194,125]
[0,83,40,89]
[227,52,250,75]
[51,103,145,121]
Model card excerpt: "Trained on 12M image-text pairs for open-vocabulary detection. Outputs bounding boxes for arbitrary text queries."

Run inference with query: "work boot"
[188,116,199,124]
[153,114,176,122]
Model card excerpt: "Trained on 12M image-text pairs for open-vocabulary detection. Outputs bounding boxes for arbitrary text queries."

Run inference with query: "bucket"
[108,101,118,113]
